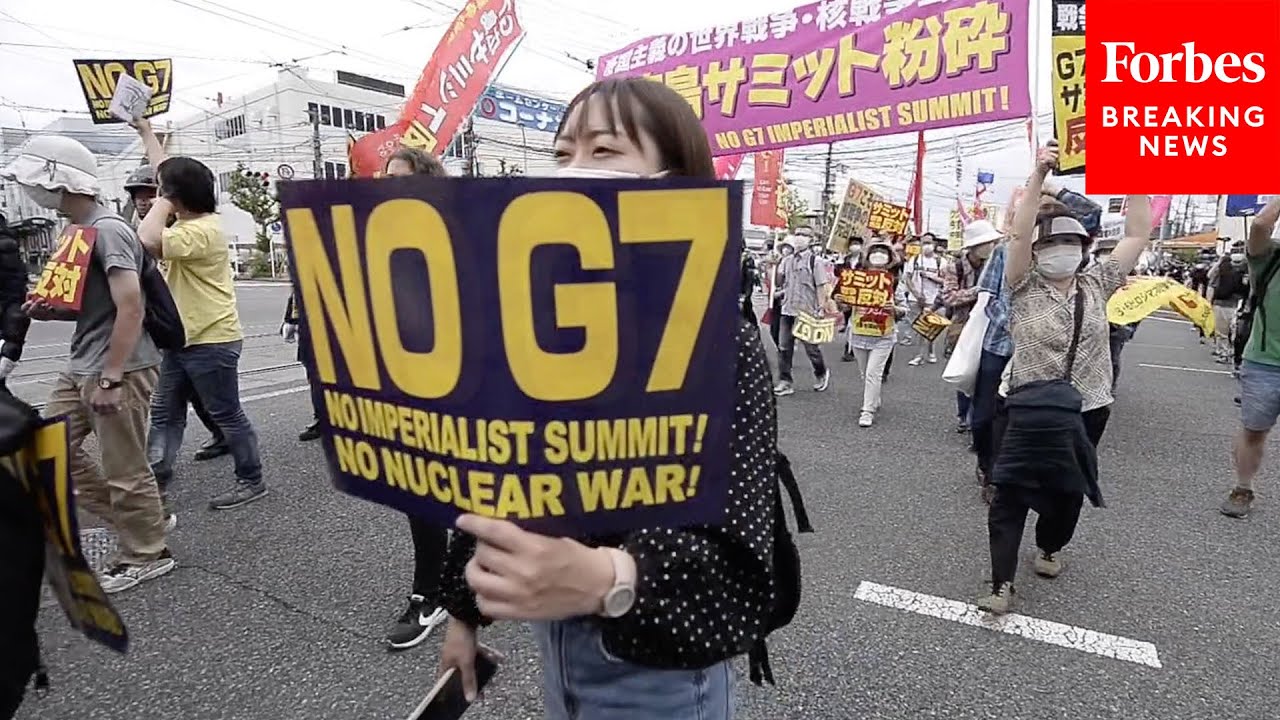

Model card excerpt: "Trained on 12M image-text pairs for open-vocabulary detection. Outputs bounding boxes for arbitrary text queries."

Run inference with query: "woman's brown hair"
[556,77,715,180]
[386,147,448,177]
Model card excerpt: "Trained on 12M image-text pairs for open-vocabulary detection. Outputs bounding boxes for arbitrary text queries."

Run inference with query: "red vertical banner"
[751,150,786,228]
[348,0,525,177]
[909,131,925,234]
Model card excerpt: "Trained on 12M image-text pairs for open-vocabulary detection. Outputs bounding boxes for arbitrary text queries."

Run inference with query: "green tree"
[779,182,810,231]
[228,163,279,254]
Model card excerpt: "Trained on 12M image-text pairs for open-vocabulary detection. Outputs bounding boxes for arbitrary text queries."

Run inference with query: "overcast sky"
[1,0,1086,234]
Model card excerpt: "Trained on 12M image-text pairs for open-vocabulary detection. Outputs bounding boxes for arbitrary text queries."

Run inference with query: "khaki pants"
[45,367,166,565]
[1213,304,1235,358]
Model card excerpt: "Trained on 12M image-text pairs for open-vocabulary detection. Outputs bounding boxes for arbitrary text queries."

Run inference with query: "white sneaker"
[814,370,831,392]
[927,354,938,364]
[773,381,795,397]
[100,551,176,594]
[908,357,923,366]
[164,513,177,532]
[858,411,875,427]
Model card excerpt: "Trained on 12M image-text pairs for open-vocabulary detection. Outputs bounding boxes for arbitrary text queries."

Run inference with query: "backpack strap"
[1248,248,1280,347]
[776,452,813,533]
[748,641,774,686]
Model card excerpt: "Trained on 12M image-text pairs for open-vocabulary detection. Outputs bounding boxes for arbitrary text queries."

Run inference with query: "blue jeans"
[148,340,262,488]
[532,619,733,720]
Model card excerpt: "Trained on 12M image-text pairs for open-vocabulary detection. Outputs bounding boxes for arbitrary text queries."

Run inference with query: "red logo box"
[1085,0,1280,194]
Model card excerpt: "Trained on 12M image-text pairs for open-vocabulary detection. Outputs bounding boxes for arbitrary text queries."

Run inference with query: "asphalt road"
[13,286,1280,720]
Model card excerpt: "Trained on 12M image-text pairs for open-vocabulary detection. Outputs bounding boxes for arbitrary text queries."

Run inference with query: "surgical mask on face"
[1231,252,1247,263]
[24,185,63,211]
[849,245,863,257]
[553,167,667,179]
[921,244,935,255]
[1036,244,1083,278]
[868,252,890,267]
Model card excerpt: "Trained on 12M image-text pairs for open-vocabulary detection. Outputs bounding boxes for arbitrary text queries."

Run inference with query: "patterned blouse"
[437,315,778,670]
[1003,257,1127,412]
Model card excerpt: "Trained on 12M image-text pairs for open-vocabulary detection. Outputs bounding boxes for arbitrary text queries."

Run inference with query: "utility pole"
[820,142,834,235]
[462,119,477,177]
[309,109,323,179]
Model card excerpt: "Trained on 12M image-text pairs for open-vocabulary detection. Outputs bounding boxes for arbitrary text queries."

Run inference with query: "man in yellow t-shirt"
[134,118,266,511]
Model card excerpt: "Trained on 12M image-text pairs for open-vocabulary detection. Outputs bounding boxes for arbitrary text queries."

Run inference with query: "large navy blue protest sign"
[280,177,743,538]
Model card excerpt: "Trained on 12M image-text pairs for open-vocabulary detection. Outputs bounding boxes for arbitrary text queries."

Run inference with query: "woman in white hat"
[942,220,1002,433]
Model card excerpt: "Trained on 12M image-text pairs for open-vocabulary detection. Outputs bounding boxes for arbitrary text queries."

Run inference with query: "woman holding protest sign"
[843,239,909,428]
[979,141,1152,615]
[434,77,786,720]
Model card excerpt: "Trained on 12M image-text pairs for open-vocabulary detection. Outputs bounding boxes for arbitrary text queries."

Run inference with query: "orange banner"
[31,225,96,311]
[750,149,786,228]
[348,0,524,177]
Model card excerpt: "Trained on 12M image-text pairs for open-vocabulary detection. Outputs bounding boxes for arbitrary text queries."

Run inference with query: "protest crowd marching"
[1,0,1278,718]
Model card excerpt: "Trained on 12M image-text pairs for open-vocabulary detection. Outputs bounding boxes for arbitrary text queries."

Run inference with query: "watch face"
[604,586,636,618]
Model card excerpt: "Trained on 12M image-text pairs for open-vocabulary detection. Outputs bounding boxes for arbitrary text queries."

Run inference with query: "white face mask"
[553,166,666,179]
[1231,252,1247,263]
[24,185,64,211]
[868,252,890,267]
[1036,244,1083,278]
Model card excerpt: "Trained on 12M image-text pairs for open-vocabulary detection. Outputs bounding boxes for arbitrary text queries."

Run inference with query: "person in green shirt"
[1224,197,1280,518]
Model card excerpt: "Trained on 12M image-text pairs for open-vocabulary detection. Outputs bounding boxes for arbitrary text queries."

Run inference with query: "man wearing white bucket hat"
[1,135,173,594]
[943,219,1002,433]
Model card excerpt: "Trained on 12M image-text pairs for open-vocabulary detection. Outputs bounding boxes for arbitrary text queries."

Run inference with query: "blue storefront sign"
[476,85,567,133]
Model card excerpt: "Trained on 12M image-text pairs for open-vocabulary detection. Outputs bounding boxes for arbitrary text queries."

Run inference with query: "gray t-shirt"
[779,248,832,317]
[69,206,162,375]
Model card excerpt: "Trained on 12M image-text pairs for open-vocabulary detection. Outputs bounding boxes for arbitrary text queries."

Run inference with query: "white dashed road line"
[853,581,1163,669]
[241,385,310,403]
[1138,363,1234,375]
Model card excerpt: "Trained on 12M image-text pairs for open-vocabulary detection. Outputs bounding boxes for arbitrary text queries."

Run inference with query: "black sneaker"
[194,436,229,461]
[298,422,321,442]
[387,594,449,650]
[209,481,268,510]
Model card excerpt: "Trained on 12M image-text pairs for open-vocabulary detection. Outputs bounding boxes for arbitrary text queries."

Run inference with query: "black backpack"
[747,450,814,686]
[90,216,186,351]
[1237,249,1280,354]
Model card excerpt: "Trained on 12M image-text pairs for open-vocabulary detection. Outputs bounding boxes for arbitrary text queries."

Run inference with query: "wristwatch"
[97,377,123,390]
[599,547,637,618]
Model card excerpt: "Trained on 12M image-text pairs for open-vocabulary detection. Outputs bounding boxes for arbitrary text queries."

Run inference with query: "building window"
[307,102,318,121]
[320,105,331,125]
[343,109,354,129]
[214,115,246,140]
[323,161,347,179]
[355,112,367,132]
[376,115,386,130]
[443,135,464,159]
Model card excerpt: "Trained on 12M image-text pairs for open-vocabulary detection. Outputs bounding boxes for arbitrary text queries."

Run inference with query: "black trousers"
[971,350,1012,478]
[191,393,223,443]
[987,406,1110,586]
[768,298,782,349]
[409,516,449,601]
[0,470,43,720]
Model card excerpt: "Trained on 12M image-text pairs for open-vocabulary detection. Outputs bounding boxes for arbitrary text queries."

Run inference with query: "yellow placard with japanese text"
[827,179,883,253]
[867,201,909,236]
[71,58,173,124]
[4,418,129,652]
[597,0,1032,155]
[911,309,952,341]
[1051,0,1086,174]
[841,268,896,337]
[31,225,97,311]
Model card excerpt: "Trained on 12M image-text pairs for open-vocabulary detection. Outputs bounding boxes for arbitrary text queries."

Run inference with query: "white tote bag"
[942,291,991,395]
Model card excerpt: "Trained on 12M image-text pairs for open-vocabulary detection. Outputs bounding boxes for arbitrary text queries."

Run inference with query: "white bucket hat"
[961,219,1002,250]
[1,135,101,196]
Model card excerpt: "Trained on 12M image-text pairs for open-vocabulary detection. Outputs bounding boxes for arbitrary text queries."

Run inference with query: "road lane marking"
[242,385,309,403]
[853,581,1163,669]
[1139,363,1233,375]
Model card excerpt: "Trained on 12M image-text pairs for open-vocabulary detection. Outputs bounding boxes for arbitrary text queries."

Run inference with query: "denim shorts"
[1239,360,1280,432]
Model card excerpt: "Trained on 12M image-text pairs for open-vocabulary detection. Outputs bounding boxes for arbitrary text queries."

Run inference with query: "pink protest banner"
[596,0,1030,156]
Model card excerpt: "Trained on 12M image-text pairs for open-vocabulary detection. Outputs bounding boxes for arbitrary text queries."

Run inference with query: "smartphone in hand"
[405,646,503,720]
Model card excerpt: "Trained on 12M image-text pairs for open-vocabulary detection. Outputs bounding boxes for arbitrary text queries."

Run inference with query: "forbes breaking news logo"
[1085,0,1280,194]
